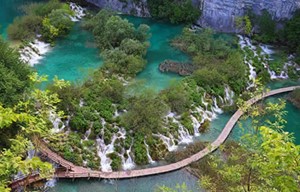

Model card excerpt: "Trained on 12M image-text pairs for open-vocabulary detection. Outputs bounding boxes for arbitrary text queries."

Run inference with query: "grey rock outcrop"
[86,0,300,32]
[198,0,300,32]
[85,0,150,17]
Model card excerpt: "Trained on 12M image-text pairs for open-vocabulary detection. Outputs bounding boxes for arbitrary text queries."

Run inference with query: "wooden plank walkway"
[10,86,300,188]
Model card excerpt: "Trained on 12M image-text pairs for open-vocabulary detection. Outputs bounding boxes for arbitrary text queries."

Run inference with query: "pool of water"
[122,15,189,91]
[49,169,201,192]
[34,24,102,86]
[0,0,44,39]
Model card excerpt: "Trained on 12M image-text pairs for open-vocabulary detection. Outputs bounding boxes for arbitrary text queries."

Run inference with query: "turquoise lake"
[1,1,299,191]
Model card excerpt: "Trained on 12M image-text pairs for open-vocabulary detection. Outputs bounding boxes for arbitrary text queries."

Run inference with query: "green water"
[49,170,201,192]
[0,0,43,39]
[123,15,189,90]
[34,24,102,85]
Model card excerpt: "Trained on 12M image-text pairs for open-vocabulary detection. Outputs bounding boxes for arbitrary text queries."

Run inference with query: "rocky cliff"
[85,0,150,17]
[199,0,300,32]
[86,0,300,32]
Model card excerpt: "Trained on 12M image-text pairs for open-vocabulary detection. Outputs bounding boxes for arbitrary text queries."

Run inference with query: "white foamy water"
[96,125,126,172]
[120,142,135,170]
[70,2,86,22]
[19,39,51,66]
[144,141,155,164]
[153,133,178,152]
[49,111,65,133]
[224,86,234,106]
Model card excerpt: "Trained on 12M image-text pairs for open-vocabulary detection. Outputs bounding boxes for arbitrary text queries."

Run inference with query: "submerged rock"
[159,60,195,76]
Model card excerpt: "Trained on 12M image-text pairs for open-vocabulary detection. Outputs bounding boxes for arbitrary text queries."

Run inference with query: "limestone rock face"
[198,0,300,32]
[86,0,300,32]
[85,0,150,17]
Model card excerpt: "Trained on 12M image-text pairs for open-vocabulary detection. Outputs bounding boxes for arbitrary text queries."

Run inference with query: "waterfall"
[224,86,234,106]
[238,35,292,80]
[238,35,257,89]
[96,126,126,172]
[153,133,178,151]
[79,99,84,107]
[121,143,135,170]
[27,149,35,160]
[259,44,274,55]
[69,2,86,22]
[144,141,155,164]
[167,113,193,144]
[49,111,65,133]
[83,128,91,140]
[19,39,51,66]
[190,115,200,136]
[212,97,223,114]
[201,95,209,110]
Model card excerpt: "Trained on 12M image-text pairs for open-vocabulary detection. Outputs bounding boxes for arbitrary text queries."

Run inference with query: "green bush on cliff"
[148,0,200,24]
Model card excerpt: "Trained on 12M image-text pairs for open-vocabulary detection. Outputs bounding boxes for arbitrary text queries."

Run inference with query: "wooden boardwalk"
[10,86,300,188]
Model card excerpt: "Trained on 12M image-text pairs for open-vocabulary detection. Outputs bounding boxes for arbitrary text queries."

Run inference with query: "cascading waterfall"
[144,141,155,164]
[212,97,223,114]
[238,35,257,89]
[120,142,135,170]
[153,133,178,152]
[19,40,51,66]
[19,2,85,66]
[191,115,200,136]
[49,111,65,133]
[96,125,126,172]
[83,128,91,140]
[238,35,292,80]
[224,86,234,106]
[69,2,86,22]
[168,113,193,144]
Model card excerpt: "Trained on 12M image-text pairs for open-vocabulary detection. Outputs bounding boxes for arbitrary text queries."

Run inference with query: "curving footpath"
[10,86,300,188]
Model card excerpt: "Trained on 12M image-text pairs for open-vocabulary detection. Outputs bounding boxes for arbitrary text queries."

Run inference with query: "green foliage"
[122,90,169,135]
[102,48,147,76]
[133,134,148,165]
[288,88,300,109]
[83,10,150,77]
[0,74,65,190]
[195,100,300,191]
[7,15,42,40]
[7,0,74,42]
[172,28,247,95]
[108,153,122,170]
[235,15,252,35]
[284,10,300,63]
[148,0,200,24]
[41,9,74,42]
[22,0,64,17]
[254,10,277,43]
[161,82,191,114]
[0,38,31,107]
[156,183,192,192]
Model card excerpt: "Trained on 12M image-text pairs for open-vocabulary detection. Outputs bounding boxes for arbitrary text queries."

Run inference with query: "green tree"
[0,38,31,107]
[148,0,200,24]
[122,91,169,135]
[42,9,74,42]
